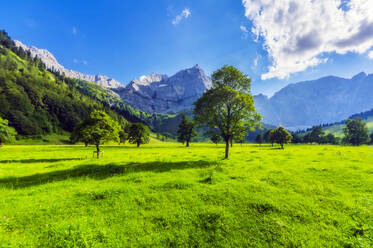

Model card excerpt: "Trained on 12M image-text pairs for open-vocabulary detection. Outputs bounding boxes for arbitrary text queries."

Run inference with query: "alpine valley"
[7,34,373,134]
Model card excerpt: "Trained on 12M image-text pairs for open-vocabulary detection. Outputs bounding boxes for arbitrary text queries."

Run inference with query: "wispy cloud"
[73,59,88,65]
[368,50,373,59]
[72,26,78,35]
[172,8,191,25]
[240,25,249,39]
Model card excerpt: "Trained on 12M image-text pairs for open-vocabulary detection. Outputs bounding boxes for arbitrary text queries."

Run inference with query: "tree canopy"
[128,123,150,147]
[74,110,120,158]
[343,118,370,146]
[177,114,198,147]
[273,126,293,149]
[0,116,16,147]
[194,65,261,158]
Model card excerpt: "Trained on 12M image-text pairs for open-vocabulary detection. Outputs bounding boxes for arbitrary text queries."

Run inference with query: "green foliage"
[343,118,370,146]
[210,133,221,145]
[310,126,324,144]
[273,126,293,149]
[194,65,261,158]
[128,123,150,147]
[0,116,16,146]
[177,114,198,147]
[264,129,275,146]
[74,110,120,157]
[255,134,263,145]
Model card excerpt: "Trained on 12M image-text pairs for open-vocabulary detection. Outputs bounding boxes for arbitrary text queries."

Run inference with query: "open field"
[0,143,372,247]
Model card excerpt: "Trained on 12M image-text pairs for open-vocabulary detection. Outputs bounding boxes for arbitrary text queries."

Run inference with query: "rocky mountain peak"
[116,65,212,114]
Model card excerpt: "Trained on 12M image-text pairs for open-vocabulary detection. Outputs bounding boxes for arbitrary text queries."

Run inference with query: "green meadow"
[0,143,372,247]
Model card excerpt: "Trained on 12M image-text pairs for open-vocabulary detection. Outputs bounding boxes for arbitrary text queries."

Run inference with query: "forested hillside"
[0,30,180,137]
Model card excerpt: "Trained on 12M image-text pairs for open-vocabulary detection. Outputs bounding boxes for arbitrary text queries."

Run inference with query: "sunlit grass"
[0,143,372,247]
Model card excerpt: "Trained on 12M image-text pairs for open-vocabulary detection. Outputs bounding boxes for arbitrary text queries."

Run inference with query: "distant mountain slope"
[0,32,126,135]
[254,72,373,129]
[115,65,212,114]
[0,30,181,136]
[14,40,124,89]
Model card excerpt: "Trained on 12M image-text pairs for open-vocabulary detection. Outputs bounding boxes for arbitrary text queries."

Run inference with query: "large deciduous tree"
[343,118,370,146]
[74,110,120,158]
[128,123,150,147]
[177,114,198,147]
[0,117,16,148]
[194,65,261,159]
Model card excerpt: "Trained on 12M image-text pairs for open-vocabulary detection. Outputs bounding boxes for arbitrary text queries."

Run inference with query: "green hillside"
[0,30,180,138]
[323,112,373,137]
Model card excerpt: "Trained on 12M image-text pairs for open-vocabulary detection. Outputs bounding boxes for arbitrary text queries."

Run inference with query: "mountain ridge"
[14,40,124,89]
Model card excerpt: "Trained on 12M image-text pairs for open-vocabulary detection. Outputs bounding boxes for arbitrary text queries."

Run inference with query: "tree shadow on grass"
[0,160,213,189]
[0,158,84,164]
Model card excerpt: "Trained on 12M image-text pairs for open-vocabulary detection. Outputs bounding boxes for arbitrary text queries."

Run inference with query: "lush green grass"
[0,143,372,247]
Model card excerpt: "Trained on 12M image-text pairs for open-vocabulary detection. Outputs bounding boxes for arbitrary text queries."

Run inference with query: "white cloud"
[368,50,373,59]
[242,0,373,80]
[73,58,78,63]
[72,26,78,35]
[82,60,88,65]
[172,8,191,25]
[240,25,249,39]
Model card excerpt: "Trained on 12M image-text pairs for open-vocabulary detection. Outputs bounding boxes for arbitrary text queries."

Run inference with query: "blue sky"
[2,0,373,96]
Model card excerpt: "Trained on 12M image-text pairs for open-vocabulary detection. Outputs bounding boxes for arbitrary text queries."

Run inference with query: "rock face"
[115,65,212,114]
[14,40,124,89]
[254,72,373,130]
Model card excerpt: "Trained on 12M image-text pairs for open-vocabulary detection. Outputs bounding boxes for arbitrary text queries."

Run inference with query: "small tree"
[255,134,263,145]
[194,65,261,159]
[310,126,324,144]
[291,133,302,144]
[325,133,339,145]
[128,123,150,147]
[273,126,292,149]
[119,130,128,145]
[177,114,198,147]
[264,129,275,146]
[76,110,120,158]
[0,117,16,148]
[343,118,370,146]
[210,133,221,145]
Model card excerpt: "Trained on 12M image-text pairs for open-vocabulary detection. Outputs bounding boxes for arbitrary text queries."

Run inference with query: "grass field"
[0,143,372,247]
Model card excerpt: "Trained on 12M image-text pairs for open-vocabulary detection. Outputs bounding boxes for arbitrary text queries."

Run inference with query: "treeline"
[256,118,372,146]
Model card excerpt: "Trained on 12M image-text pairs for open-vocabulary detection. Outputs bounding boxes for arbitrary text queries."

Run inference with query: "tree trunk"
[225,140,229,159]
[230,139,233,147]
[137,141,140,147]
[281,143,284,149]
[96,144,100,158]
[85,143,88,147]
[186,141,189,147]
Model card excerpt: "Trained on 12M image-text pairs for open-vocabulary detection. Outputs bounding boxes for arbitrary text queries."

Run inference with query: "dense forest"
[0,30,180,137]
